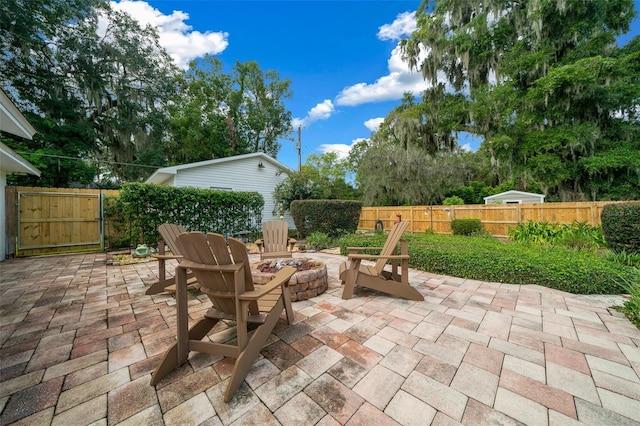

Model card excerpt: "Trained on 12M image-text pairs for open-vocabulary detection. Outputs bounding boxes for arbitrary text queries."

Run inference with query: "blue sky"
[111,1,640,172]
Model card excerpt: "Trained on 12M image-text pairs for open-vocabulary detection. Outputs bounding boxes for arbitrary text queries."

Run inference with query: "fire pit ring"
[251,258,328,301]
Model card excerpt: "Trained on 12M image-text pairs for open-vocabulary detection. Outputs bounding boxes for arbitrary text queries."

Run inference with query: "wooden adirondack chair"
[145,223,198,295]
[255,220,297,260]
[150,231,297,402]
[339,220,423,301]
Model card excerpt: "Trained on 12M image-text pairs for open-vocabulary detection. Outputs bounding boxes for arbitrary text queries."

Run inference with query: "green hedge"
[291,199,361,238]
[116,183,264,246]
[602,202,640,253]
[451,218,483,235]
[338,233,634,294]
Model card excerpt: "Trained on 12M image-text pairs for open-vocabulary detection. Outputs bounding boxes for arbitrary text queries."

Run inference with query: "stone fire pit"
[251,258,328,302]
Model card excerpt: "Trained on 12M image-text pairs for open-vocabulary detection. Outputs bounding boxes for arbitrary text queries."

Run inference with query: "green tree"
[402,0,640,201]
[356,136,471,206]
[1,0,179,185]
[303,152,359,200]
[167,55,293,165]
[273,152,359,212]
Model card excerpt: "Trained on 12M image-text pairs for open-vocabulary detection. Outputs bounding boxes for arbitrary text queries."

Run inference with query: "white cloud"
[318,138,367,160]
[335,44,428,106]
[110,0,228,69]
[364,117,384,132]
[292,99,335,129]
[295,12,425,128]
[378,11,416,41]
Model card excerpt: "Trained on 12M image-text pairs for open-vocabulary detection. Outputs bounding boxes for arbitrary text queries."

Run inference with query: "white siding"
[173,157,294,228]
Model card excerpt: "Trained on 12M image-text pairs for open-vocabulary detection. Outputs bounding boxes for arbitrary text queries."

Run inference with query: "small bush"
[604,250,640,268]
[509,220,605,251]
[306,232,332,250]
[451,218,483,235]
[602,202,640,253]
[443,196,464,205]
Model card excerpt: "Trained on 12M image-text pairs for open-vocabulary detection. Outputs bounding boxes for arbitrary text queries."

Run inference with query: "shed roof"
[145,152,293,185]
[483,190,545,202]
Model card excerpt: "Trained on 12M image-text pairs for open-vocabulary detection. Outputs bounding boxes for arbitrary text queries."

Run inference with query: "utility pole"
[296,125,301,171]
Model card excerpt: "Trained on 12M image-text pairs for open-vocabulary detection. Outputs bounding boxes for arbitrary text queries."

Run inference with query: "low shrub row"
[338,233,635,295]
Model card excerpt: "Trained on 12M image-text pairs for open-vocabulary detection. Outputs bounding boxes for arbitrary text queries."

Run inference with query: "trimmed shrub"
[290,199,361,238]
[451,218,483,235]
[116,183,264,245]
[602,202,640,253]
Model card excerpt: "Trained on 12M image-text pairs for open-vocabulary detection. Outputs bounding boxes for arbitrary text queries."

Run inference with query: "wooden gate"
[15,188,106,256]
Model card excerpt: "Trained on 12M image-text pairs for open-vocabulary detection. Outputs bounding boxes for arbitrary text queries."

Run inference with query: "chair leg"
[341,260,361,300]
[224,299,284,402]
[283,286,295,324]
[150,317,218,385]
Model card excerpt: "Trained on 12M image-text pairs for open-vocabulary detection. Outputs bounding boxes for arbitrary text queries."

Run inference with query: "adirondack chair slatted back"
[158,223,187,256]
[262,220,290,253]
[373,220,409,274]
[175,232,244,315]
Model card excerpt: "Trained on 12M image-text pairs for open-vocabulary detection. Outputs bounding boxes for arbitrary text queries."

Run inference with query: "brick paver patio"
[1,251,639,425]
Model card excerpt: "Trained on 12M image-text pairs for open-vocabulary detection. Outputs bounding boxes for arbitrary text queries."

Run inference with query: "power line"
[15,150,160,169]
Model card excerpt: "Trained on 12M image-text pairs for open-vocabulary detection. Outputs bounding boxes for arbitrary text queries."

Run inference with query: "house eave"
[0,89,37,140]
[0,142,41,176]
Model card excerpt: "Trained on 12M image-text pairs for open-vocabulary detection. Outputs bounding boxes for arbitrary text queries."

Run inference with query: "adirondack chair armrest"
[287,238,297,250]
[346,246,383,254]
[178,260,244,273]
[347,253,409,261]
[255,239,264,251]
[153,254,183,261]
[239,266,297,301]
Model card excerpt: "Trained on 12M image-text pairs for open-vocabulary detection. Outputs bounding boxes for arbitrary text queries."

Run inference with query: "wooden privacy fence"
[359,201,629,239]
[6,186,119,257]
[6,185,632,257]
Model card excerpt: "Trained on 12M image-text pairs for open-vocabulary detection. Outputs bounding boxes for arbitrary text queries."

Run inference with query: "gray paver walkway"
[1,251,639,425]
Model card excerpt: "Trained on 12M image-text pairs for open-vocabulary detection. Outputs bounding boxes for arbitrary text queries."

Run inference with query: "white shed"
[145,152,296,228]
[1,89,40,261]
[484,190,545,204]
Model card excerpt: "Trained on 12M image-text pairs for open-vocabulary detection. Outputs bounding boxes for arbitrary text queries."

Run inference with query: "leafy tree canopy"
[399,0,639,201]
[166,55,293,165]
[273,152,359,212]
[1,0,179,185]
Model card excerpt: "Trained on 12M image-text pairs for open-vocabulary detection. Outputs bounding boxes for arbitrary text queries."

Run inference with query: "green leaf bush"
[450,218,483,235]
[290,199,361,238]
[442,196,465,205]
[509,220,605,250]
[338,233,635,295]
[602,202,640,253]
[116,183,264,245]
[306,232,332,250]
